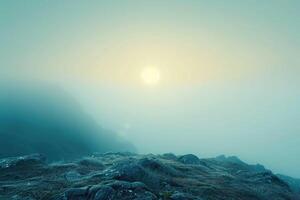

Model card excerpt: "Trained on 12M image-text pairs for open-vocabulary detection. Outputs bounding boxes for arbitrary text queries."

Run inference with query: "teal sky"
[1,1,300,177]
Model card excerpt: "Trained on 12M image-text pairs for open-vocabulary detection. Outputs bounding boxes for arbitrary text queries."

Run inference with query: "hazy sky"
[1,1,300,177]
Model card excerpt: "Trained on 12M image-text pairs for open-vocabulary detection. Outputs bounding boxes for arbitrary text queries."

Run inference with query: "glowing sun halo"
[141,67,161,86]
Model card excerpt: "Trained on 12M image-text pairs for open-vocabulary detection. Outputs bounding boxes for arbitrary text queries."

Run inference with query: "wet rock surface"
[0,153,299,200]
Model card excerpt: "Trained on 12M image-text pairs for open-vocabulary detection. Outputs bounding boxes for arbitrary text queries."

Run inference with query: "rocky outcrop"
[277,174,300,194]
[178,154,201,165]
[0,153,299,200]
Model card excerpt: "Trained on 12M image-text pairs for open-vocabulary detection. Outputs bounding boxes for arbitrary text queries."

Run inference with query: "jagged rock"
[65,171,82,182]
[0,154,46,181]
[0,154,46,169]
[277,174,300,194]
[108,181,149,191]
[110,159,162,191]
[0,153,299,200]
[93,185,114,200]
[78,158,104,168]
[64,187,89,199]
[170,191,202,200]
[161,153,177,160]
[138,157,179,176]
[214,155,269,174]
[101,152,137,157]
[111,159,147,182]
[178,154,200,165]
[107,181,157,200]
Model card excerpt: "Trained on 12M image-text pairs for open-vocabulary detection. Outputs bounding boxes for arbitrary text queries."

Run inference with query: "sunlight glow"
[141,67,161,86]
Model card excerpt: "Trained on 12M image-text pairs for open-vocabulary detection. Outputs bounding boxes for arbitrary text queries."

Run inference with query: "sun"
[141,67,161,86]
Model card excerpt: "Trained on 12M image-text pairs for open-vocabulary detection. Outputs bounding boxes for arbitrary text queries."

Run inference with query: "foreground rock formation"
[0,153,299,200]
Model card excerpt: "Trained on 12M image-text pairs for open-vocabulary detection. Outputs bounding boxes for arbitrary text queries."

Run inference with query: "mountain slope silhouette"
[0,84,135,160]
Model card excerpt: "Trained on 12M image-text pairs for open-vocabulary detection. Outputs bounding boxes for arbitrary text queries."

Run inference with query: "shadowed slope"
[0,84,135,161]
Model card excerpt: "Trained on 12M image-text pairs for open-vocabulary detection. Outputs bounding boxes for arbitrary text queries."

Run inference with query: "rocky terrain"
[0,153,299,200]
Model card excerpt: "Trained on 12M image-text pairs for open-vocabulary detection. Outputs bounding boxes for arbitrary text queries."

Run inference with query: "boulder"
[94,186,114,200]
[178,154,200,165]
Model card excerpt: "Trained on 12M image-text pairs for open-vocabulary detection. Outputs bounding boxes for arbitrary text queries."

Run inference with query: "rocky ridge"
[0,153,299,200]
